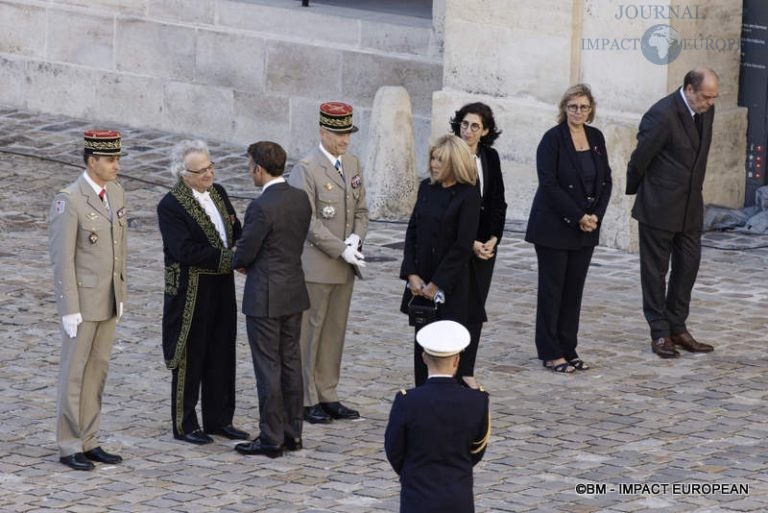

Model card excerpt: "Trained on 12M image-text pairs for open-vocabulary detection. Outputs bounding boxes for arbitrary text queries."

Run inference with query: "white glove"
[118,302,123,322]
[341,245,366,268]
[344,233,361,248]
[62,313,83,339]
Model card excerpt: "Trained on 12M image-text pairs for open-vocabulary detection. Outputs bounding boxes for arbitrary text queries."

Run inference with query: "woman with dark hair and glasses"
[449,102,507,389]
[525,84,612,373]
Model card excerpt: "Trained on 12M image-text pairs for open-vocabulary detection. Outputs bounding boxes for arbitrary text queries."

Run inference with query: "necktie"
[694,113,703,137]
[98,188,106,202]
[334,159,344,179]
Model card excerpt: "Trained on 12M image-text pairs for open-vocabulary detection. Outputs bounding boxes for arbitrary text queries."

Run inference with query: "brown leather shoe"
[651,337,680,358]
[671,332,714,353]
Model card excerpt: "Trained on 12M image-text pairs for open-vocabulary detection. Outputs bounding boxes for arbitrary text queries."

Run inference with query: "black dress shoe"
[84,447,122,464]
[235,439,283,458]
[651,337,680,359]
[174,430,214,445]
[320,401,360,420]
[304,404,332,424]
[206,425,250,440]
[283,436,302,451]
[59,453,94,471]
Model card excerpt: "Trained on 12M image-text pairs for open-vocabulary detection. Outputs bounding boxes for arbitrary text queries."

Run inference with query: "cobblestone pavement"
[1,106,767,513]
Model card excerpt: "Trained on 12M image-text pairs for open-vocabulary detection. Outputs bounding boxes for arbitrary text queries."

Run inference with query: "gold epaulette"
[399,389,407,396]
[470,409,491,455]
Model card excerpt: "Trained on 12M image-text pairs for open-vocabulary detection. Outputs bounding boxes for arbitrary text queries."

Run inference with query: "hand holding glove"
[342,245,366,268]
[62,313,83,339]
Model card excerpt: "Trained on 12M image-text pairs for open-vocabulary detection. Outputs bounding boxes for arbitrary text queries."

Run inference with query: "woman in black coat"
[400,134,484,386]
[525,84,612,373]
[450,102,507,389]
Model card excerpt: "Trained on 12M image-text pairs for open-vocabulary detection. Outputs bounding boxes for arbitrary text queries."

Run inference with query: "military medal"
[87,212,98,220]
[54,200,66,215]
[116,207,125,219]
[324,183,333,191]
[351,174,362,189]
[321,205,336,219]
[89,232,98,244]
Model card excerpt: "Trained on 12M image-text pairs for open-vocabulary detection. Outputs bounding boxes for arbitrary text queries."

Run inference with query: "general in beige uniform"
[48,131,127,471]
[287,102,368,424]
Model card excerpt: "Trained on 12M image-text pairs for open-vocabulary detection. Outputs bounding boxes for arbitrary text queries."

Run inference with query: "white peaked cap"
[416,320,470,357]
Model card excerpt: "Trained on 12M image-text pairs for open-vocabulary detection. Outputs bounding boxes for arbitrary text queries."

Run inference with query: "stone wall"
[433,0,747,251]
[0,0,442,172]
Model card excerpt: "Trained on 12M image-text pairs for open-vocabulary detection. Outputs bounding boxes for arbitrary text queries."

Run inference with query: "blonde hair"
[428,134,477,186]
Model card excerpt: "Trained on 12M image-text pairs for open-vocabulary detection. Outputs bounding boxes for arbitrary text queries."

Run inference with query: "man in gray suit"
[48,130,127,470]
[287,102,369,424]
[626,67,719,359]
[233,141,312,457]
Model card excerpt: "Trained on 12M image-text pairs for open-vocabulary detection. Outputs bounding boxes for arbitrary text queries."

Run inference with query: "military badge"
[88,232,98,244]
[321,205,336,219]
[351,174,362,189]
[87,212,98,220]
[54,200,66,215]
[324,183,334,191]
[116,207,125,219]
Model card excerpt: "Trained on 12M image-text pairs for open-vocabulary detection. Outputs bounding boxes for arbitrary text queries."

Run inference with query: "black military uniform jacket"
[385,377,490,513]
[157,181,241,369]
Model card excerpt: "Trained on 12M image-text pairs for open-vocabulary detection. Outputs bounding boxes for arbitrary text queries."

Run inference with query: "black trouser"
[456,255,495,379]
[245,313,304,447]
[638,222,701,340]
[534,244,594,361]
[171,275,237,437]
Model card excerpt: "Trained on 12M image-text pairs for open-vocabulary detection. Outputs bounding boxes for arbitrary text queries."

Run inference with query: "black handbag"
[407,295,439,327]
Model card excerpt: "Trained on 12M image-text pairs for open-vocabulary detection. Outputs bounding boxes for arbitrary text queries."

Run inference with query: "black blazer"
[232,182,312,318]
[626,90,714,232]
[476,145,507,244]
[385,377,489,513]
[399,180,486,325]
[525,123,612,249]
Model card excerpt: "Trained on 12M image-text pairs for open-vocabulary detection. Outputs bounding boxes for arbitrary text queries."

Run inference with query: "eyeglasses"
[186,162,215,174]
[566,104,592,113]
[460,120,483,132]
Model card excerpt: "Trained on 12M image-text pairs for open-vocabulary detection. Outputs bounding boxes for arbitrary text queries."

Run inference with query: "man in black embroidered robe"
[157,140,248,444]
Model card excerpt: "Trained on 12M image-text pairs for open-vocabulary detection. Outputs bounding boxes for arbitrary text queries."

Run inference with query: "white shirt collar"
[192,188,211,201]
[319,143,341,168]
[679,87,695,117]
[82,170,105,195]
[427,374,454,379]
[261,176,285,192]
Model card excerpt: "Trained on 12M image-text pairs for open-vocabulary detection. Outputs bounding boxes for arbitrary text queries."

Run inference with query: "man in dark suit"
[385,321,490,513]
[626,67,719,358]
[232,141,312,458]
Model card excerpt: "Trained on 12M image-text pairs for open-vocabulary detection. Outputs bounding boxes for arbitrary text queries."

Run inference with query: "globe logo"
[641,24,682,64]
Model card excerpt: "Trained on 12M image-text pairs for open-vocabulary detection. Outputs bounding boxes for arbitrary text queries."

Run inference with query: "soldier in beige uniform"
[288,102,369,424]
[48,130,127,471]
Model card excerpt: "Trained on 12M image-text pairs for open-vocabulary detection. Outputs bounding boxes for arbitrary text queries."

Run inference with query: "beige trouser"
[56,317,116,457]
[301,281,354,406]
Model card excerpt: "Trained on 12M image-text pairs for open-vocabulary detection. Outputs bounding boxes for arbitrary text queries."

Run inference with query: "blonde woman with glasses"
[525,84,613,373]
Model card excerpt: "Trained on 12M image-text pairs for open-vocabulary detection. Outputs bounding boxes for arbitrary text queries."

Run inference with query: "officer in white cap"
[384,320,490,513]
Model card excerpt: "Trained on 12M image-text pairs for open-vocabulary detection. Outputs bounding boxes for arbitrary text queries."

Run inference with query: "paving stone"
[0,105,767,512]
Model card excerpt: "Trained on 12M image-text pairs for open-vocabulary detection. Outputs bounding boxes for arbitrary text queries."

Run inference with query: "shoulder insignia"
[479,385,487,393]
[58,189,70,195]
[399,389,407,396]
[54,199,67,215]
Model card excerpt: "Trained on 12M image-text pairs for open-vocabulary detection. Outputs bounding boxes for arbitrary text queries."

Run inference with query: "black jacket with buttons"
[525,122,612,249]
[400,179,486,325]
